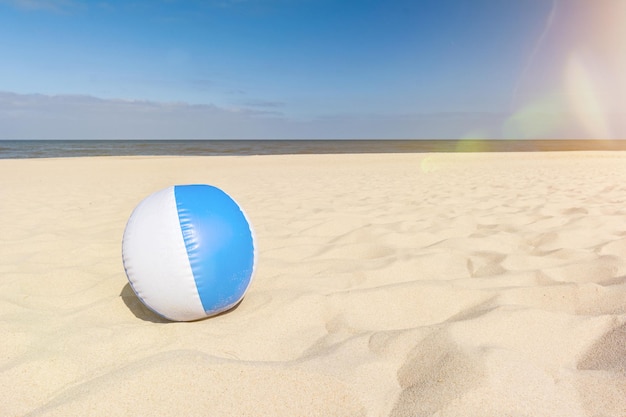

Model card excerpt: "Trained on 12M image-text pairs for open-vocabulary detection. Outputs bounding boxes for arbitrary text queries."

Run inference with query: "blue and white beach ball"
[122,184,256,321]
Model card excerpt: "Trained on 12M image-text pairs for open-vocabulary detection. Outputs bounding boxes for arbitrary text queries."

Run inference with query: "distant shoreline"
[1,139,626,159]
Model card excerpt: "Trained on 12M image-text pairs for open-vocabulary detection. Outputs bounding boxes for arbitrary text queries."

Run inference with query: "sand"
[1,151,626,416]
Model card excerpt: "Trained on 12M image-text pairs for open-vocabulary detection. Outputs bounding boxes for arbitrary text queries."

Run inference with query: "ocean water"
[1,139,625,159]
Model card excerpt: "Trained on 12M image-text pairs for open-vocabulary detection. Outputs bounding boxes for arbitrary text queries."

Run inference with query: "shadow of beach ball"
[122,184,256,322]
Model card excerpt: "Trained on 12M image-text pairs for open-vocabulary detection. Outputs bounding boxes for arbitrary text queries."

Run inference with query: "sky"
[0,0,624,139]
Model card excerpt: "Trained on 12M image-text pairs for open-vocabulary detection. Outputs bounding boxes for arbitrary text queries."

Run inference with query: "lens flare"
[455,137,491,153]
[565,54,611,139]
[420,155,440,173]
[510,0,559,111]
[502,0,626,139]
[503,93,566,139]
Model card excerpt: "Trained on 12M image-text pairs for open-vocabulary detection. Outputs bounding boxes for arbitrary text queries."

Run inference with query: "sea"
[1,139,625,159]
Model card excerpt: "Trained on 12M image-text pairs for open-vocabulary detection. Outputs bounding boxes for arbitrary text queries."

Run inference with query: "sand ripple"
[2,152,626,416]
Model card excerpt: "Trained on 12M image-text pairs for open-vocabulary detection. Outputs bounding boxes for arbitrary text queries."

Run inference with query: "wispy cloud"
[242,99,286,108]
[0,0,77,12]
[3,90,603,139]
[0,91,288,139]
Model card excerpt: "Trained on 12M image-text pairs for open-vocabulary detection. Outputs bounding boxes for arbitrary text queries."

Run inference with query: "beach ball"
[122,184,256,321]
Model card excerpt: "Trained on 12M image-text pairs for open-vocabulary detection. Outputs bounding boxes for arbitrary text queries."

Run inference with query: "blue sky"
[0,0,624,139]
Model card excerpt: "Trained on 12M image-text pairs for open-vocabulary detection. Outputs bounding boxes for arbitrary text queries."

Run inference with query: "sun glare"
[499,0,626,140]
[565,53,612,139]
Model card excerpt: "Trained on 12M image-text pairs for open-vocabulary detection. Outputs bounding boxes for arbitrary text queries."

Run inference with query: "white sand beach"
[1,151,626,416]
